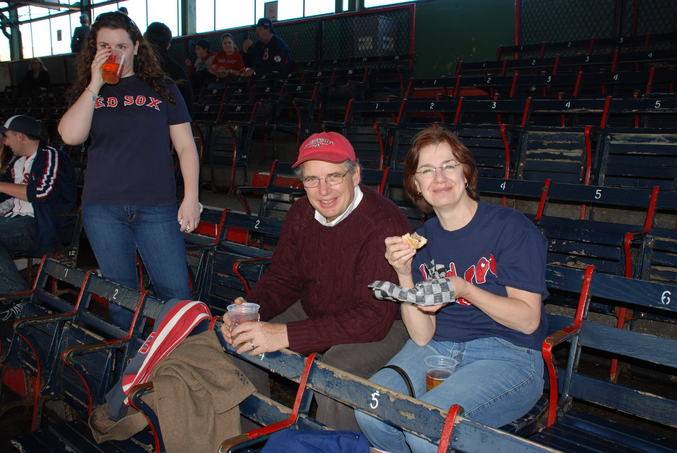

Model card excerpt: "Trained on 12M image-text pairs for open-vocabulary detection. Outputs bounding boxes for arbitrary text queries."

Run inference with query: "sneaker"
[0,303,24,322]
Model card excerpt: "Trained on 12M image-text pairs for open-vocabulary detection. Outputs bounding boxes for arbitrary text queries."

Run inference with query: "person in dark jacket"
[71,13,90,53]
[0,115,77,293]
[242,18,292,78]
[19,58,50,96]
[144,22,194,113]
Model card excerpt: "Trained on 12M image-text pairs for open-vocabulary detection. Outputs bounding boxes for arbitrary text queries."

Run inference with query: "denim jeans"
[354,337,544,453]
[232,301,409,432]
[0,215,36,293]
[83,204,191,327]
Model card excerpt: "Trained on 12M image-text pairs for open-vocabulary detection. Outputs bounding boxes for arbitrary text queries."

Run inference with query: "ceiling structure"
[1,1,80,12]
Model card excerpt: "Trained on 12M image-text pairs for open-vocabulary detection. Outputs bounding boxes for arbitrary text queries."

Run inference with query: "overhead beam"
[1,1,80,12]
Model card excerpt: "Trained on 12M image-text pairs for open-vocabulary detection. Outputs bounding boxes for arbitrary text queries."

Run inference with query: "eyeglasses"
[415,162,460,180]
[302,169,350,188]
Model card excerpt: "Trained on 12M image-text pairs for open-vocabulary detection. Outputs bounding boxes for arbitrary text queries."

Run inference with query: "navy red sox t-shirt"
[412,201,549,350]
[83,75,190,205]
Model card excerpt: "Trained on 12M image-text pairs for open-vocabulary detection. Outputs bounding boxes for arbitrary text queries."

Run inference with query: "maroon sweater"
[248,185,412,354]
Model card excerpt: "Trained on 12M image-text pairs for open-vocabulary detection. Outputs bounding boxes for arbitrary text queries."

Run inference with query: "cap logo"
[303,137,334,150]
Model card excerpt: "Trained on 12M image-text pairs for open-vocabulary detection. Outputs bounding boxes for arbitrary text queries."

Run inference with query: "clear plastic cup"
[101,48,126,84]
[424,355,458,391]
[227,302,260,347]
[227,302,260,328]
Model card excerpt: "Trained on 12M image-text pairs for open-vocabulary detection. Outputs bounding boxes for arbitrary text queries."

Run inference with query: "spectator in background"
[19,59,50,96]
[208,33,245,79]
[0,115,77,296]
[71,13,90,53]
[185,39,215,91]
[144,22,193,113]
[242,18,292,79]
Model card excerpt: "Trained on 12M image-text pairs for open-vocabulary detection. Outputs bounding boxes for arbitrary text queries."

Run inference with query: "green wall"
[414,0,514,77]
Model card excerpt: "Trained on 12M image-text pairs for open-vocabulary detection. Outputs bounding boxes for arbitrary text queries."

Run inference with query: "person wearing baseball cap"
[0,115,77,296]
[221,131,411,431]
[241,16,292,78]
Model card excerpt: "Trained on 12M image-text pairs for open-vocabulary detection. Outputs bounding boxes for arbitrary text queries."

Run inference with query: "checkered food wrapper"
[368,277,456,306]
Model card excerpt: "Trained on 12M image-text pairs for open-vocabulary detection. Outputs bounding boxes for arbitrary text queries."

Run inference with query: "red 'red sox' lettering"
[418,255,497,306]
[147,97,162,110]
[95,95,163,111]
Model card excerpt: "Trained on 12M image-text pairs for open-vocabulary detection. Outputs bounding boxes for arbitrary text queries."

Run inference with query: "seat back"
[598,131,677,190]
[200,211,282,315]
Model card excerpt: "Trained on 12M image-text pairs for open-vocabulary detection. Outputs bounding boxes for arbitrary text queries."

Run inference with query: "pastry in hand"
[401,232,428,249]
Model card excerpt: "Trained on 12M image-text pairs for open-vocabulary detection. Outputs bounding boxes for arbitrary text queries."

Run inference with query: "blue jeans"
[83,204,191,327]
[354,337,544,453]
[0,215,36,293]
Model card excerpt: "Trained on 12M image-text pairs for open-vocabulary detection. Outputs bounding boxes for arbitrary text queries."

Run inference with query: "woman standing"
[355,126,548,452]
[58,12,200,327]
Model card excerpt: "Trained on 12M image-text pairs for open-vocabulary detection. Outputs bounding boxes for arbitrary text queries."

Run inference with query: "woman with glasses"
[355,126,548,453]
[58,12,200,327]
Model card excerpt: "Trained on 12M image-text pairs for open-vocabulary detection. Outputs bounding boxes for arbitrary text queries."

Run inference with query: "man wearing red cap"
[221,131,411,430]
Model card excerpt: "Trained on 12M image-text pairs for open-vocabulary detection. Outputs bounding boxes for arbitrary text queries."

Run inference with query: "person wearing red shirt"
[208,33,245,78]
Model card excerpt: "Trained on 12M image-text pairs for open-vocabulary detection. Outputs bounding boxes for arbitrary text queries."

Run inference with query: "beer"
[426,368,452,391]
[423,355,458,392]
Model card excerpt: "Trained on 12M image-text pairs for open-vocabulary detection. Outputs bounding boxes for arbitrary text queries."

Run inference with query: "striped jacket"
[0,144,78,254]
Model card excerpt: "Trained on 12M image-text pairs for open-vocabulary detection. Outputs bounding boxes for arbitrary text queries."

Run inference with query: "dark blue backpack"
[260,429,369,453]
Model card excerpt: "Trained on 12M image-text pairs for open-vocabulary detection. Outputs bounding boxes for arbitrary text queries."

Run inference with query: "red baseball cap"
[292,132,356,168]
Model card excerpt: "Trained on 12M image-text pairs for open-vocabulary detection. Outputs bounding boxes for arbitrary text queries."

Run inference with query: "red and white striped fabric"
[119,300,211,400]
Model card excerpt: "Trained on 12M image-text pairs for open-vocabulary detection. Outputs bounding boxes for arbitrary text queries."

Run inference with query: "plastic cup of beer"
[227,302,260,346]
[101,48,126,84]
[424,355,458,391]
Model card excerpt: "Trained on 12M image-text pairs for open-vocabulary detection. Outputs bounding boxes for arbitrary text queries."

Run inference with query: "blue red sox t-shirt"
[83,75,190,205]
[412,201,549,350]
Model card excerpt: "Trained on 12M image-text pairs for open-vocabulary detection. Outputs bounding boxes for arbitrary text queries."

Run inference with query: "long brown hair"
[67,12,174,103]
[404,125,479,214]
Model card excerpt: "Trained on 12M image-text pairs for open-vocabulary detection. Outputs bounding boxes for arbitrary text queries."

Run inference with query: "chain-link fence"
[628,0,677,37]
[173,6,413,66]
[520,0,677,46]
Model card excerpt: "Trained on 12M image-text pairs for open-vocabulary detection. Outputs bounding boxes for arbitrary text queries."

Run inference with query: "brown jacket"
[89,330,255,453]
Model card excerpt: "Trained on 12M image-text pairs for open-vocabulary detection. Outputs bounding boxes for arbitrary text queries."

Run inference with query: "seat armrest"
[14,311,76,331]
[128,382,165,452]
[0,288,36,303]
[233,257,272,293]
